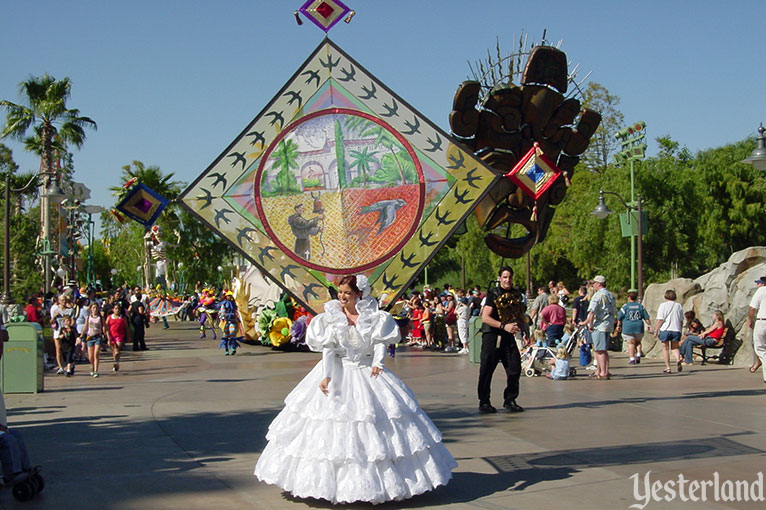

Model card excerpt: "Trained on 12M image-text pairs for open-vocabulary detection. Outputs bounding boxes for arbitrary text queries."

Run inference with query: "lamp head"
[742,124,766,171]
[590,191,613,220]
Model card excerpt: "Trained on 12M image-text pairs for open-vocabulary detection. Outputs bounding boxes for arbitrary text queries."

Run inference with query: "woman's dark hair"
[684,310,696,320]
[337,275,361,295]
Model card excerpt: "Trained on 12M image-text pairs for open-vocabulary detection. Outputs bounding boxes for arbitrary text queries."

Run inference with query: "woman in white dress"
[254,274,456,504]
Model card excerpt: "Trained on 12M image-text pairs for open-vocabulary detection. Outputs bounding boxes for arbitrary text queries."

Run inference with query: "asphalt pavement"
[3,321,766,509]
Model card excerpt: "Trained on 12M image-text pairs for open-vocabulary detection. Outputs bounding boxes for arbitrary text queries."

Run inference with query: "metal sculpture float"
[179,38,497,313]
[450,45,602,258]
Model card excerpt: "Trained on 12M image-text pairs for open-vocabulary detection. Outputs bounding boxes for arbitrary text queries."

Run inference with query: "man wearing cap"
[747,276,766,382]
[583,275,617,379]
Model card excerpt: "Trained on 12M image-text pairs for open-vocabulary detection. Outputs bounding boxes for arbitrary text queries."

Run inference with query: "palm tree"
[1,74,97,180]
[270,139,300,193]
[348,146,379,187]
[344,116,407,185]
[109,160,181,199]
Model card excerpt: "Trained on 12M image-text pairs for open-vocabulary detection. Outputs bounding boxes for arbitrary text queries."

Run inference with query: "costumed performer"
[218,291,241,355]
[254,274,456,504]
[195,289,218,339]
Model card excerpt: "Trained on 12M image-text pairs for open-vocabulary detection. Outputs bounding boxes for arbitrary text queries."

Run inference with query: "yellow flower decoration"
[269,317,293,347]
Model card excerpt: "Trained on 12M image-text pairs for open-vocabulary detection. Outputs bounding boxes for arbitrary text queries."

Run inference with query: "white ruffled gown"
[254,297,457,504]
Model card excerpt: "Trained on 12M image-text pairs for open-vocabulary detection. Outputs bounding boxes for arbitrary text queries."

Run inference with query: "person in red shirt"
[540,294,567,347]
[105,304,131,372]
[24,297,42,327]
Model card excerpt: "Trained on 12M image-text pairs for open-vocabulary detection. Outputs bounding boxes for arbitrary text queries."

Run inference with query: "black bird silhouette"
[319,55,340,71]
[195,188,213,209]
[282,90,303,109]
[265,110,284,129]
[464,168,482,189]
[213,208,233,228]
[399,251,418,268]
[227,151,247,170]
[418,230,437,247]
[402,117,420,135]
[208,172,227,190]
[453,186,470,204]
[380,99,399,118]
[434,207,455,226]
[246,129,265,147]
[301,69,321,87]
[338,65,356,82]
[258,246,277,265]
[447,151,465,170]
[302,283,322,301]
[425,132,442,153]
[280,264,300,284]
[236,226,257,246]
[360,82,377,100]
[382,273,402,290]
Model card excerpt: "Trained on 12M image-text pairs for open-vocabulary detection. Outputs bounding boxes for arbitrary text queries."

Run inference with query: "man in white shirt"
[747,276,766,383]
[583,275,616,379]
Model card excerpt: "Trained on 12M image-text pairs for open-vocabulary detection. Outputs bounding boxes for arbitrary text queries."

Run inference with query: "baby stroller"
[521,326,581,377]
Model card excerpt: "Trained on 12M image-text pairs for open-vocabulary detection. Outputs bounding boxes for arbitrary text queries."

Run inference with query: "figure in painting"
[287,203,322,261]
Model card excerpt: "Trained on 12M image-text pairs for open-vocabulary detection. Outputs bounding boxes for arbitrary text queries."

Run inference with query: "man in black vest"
[478,266,526,414]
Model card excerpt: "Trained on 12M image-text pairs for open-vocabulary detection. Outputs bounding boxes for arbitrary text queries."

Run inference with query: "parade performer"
[218,291,241,355]
[195,289,217,339]
[144,226,180,289]
[254,274,456,504]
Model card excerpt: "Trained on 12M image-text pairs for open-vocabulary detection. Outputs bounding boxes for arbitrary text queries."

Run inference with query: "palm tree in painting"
[271,139,300,194]
[348,146,379,187]
[344,116,408,186]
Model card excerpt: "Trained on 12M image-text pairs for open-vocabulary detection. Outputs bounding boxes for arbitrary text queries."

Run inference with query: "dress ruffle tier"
[254,360,457,504]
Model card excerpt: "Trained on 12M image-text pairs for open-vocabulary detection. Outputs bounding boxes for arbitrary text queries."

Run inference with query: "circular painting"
[255,108,425,272]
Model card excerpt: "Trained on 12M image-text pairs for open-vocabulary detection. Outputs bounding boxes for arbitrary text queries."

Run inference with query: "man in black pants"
[129,290,149,351]
[478,266,526,414]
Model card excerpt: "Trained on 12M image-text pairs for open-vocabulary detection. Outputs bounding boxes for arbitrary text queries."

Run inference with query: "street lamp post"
[614,121,648,291]
[110,268,118,289]
[217,265,223,289]
[742,123,766,170]
[82,205,102,288]
[591,190,645,299]
[177,262,185,295]
[1,173,42,306]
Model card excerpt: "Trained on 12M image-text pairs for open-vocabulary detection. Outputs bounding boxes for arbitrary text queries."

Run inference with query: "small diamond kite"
[299,0,351,33]
[505,143,561,200]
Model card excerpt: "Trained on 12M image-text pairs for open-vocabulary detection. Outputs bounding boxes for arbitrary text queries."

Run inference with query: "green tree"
[348,146,378,187]
[270,139,300,193]
[580,82,624,173]
[334,120,348,188]
[0,74,96,179]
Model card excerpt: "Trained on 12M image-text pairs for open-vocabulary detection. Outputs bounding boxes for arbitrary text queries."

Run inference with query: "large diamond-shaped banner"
[179,39,497,313]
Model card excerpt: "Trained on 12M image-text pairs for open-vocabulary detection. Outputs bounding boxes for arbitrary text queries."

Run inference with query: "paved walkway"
[3,322,766,509]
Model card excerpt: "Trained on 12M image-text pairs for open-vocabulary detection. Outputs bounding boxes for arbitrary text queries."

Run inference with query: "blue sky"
[1,1,764,221]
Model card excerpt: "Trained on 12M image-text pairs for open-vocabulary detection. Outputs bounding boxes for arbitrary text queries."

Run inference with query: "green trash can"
[468,316,483,364]
[2,323,45,393]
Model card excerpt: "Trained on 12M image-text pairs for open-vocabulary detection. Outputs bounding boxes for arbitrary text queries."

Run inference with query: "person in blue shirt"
[617,290,652,364]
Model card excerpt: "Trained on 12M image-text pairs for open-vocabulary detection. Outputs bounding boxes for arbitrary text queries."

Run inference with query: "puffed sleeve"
[305,313,335,352]
[305,300,345,352]
[371,311,400,346]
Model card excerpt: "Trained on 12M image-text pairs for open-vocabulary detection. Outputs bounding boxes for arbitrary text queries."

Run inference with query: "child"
[578,329,593,369]
[560,323,575,347]
[59,317,78,377]
[533,329,545,347]
[547,346,571,380]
